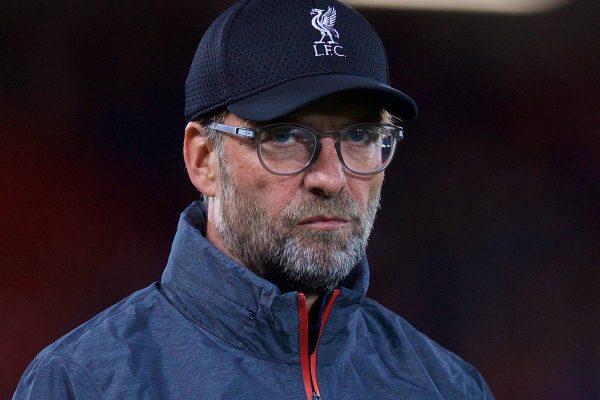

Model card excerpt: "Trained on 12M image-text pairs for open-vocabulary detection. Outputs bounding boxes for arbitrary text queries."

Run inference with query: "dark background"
[2,1,599,398]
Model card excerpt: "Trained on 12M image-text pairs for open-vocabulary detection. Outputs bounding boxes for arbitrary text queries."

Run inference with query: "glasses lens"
[258,126,316,174]
[339,125,397,174]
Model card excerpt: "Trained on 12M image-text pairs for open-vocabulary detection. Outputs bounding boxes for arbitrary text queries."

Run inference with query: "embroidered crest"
[310,7,346,57]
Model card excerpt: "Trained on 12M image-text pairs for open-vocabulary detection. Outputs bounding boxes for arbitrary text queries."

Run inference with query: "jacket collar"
[160,201,370,363]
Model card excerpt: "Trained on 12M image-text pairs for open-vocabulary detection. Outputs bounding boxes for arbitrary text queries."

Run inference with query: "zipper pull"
[312,393,321,400]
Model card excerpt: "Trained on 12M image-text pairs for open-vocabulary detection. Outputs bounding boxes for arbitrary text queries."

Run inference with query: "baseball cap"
[185,0,417,122]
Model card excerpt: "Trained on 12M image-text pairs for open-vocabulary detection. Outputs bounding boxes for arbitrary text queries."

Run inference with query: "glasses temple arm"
[209,123,256,140]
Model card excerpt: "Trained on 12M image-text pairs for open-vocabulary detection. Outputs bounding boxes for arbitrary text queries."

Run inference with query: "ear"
[183,122,219,198]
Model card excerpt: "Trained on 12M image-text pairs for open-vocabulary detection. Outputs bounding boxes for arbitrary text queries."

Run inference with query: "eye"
[349,130,365,142]
[274,132,292,143]
[345,128,379,144]
[265,128,312,145]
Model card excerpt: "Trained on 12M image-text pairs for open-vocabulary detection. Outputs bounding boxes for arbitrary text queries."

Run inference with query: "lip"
[299,215,349,230]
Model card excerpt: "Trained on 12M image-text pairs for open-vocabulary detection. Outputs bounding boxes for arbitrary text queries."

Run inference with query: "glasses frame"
[207,122,403,176]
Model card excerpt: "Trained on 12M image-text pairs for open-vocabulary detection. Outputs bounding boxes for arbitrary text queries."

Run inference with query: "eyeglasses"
[208,122,403,176]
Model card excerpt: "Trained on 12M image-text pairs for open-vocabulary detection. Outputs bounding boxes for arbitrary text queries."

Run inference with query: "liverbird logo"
[311,7,339,44]
[310,7,346,57]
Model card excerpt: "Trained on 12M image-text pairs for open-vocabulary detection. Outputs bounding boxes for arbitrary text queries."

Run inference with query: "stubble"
[213,156,381,293]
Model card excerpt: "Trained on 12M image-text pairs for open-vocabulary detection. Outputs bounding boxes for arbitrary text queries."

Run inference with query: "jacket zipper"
[298,289,341,400]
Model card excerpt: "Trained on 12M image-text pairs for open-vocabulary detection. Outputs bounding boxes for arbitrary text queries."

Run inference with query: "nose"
[303,137,346,197]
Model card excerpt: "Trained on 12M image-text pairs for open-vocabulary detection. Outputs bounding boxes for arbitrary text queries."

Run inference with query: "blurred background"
[1,0,599,398]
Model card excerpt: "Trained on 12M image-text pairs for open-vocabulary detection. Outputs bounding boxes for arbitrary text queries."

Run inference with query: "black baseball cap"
[185,0,417,122]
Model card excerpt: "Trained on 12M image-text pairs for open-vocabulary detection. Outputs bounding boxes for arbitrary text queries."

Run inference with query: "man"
[14,0,494,399]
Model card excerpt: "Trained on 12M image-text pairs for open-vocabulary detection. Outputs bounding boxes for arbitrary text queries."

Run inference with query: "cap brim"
[227,74,417,122]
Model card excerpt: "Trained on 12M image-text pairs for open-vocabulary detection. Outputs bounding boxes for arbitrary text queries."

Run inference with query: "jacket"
[14,201,494,399]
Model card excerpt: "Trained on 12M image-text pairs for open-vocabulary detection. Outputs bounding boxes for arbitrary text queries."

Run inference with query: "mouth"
[298,215,350,230]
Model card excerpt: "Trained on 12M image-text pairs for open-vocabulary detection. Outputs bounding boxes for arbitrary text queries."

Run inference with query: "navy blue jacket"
[14,202,494,399]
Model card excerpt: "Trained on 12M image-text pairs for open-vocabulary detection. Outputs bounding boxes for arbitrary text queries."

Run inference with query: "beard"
[212,161,381,293]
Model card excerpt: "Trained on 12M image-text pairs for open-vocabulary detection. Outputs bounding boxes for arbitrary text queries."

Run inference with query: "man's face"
[208,98,385,293]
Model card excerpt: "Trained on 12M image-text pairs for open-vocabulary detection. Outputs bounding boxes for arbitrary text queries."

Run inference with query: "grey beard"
[213,161,380,293]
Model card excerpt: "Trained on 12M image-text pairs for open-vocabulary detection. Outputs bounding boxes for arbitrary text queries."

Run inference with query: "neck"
[304,292,321,315]
[305,292,324,327]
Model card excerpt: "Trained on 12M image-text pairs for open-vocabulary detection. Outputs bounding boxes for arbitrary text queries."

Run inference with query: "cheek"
[225,147,299,209]
[260,182,298,213]
[369,175,384,201]
[224,140,267,187]
[349,175,383,206]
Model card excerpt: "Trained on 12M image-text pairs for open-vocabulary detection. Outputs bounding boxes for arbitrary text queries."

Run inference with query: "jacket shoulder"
[358,297,494,399]
[13,284,164,399]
